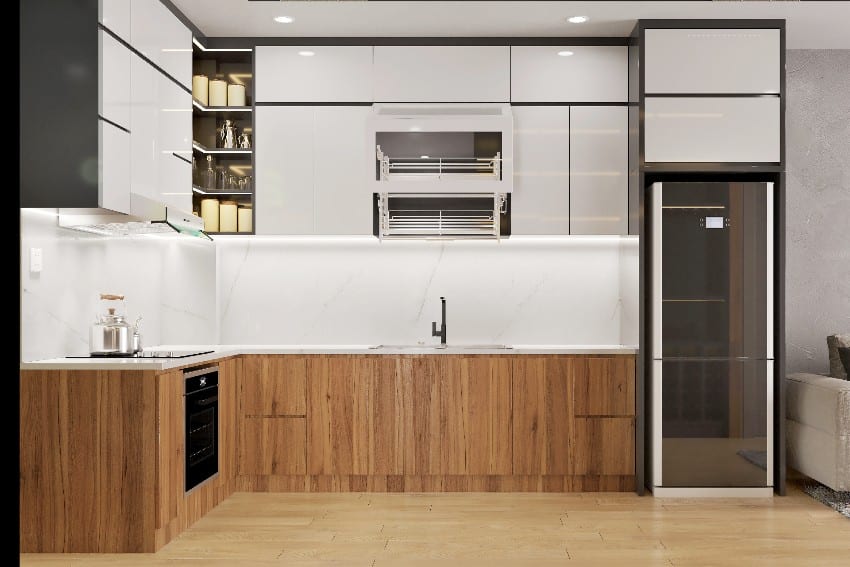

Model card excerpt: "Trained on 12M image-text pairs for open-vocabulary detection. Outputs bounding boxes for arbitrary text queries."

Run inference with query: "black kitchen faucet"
[431,296,447,345]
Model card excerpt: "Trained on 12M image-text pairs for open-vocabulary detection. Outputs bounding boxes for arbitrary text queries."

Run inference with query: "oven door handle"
[192,395,218,407]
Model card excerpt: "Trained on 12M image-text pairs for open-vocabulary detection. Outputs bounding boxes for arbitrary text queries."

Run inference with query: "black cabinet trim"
[98,115,131,134]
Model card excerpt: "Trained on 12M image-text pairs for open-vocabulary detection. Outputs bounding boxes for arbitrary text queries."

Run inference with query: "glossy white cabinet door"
[569,106,628,235]
[510,106,570,235]
[255,46,373,102]
[129,55,158,206]
[99,0,131,41]
[156,72,192,213]
[130,54,192,214]
[130,0,192,89]
[510,46,628,103]
[255,106,316,234]
[99,120,131,214]
[374,46,510,102]
[644,29,780,94]
[99,29,131,130]
[644,97,780,163]
[314,107,373,235]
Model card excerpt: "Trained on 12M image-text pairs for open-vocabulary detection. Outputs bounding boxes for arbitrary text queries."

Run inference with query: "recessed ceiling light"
[420,155,430,159]
[298,50,315,57]
[409,126,422,132]
[557,51,574,57]
[273,16,294,24]
[567,16,589,24]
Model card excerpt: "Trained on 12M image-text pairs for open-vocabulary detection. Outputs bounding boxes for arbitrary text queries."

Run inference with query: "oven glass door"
[185,385,218,491]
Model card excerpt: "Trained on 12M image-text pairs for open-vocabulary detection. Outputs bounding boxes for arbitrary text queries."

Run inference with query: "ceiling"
[171,1,850,49]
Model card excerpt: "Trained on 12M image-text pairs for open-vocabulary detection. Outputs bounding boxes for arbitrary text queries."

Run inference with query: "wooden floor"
[21,482,850,566]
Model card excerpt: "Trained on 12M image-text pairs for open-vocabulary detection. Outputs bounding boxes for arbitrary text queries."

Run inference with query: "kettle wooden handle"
[100,294,125,300]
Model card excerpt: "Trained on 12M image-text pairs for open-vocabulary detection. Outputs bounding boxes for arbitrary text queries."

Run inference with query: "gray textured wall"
[785,50,850,374]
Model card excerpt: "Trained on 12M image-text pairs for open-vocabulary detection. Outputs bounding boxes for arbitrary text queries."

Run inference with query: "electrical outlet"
[30,248,43,273]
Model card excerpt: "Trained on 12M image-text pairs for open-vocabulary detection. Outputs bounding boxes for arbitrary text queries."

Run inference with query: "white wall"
[217,236,639,346]
[20,210,217,361]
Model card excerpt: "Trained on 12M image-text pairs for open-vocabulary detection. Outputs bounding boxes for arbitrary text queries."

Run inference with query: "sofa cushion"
[827,334,850,379]
[839,347,850,380]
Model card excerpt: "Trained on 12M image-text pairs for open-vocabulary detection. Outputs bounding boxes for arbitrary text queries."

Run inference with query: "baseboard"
[651,486,773,498]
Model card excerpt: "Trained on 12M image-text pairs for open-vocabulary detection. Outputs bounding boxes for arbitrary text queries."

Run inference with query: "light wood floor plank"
[20,483,850,566]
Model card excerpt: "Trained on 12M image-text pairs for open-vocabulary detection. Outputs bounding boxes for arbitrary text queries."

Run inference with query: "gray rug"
[801,481,850,520]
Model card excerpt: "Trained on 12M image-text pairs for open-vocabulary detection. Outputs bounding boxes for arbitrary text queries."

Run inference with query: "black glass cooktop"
[69,350,214,359]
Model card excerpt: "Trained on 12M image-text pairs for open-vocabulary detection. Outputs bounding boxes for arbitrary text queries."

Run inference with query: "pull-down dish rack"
[376,193,509,240]
[376,146,502,182]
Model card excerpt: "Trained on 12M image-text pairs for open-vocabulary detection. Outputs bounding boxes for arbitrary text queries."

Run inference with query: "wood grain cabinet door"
[307,357,404,476]
[238,417,307,475]
[512,357,573,475]
[239,356,307,417]
[440,357,512,475]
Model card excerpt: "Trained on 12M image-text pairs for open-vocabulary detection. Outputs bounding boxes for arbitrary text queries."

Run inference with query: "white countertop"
[20,344,638,371]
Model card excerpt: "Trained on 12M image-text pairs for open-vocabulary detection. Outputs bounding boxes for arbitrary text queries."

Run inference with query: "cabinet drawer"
[238,417,306,475]
[573,357,636,417]
[644,97,780,163]
[644,28,780,94]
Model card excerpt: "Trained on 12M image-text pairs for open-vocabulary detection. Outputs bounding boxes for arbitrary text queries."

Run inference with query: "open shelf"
[206,231,253,236]
[192,99,252,118]
[192,141,252,155]
[192,185,253,196]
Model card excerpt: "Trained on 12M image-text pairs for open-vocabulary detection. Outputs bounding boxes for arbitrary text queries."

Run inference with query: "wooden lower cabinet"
[512,357,573,474]
[239,417,306,475]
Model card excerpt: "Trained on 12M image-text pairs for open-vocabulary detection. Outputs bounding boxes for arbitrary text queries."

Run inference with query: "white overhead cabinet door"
[644,28,780,94]
[255,106,373,235]
[569,106,628,235]
[313,107,372,235]
[510,46,628,103]
[255,106,315,234]
[644,97,780,163]
[254,46,374,102]
[510,106,570,235]
[129,55,192,215]
[99,120,131,214]
[130,0,192,89]
[99,0,131,42]
[373,46,510,102]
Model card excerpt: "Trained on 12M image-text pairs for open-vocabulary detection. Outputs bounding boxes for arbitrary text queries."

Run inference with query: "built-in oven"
[184,365,219,492]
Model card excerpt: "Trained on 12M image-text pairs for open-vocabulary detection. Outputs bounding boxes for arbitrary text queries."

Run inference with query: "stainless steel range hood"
[58,194,209,239]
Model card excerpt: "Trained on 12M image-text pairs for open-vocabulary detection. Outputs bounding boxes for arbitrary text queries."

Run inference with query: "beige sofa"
[786,372,850,491]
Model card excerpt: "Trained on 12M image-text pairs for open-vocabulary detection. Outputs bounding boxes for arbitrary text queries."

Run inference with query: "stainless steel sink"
[369,344,512,350]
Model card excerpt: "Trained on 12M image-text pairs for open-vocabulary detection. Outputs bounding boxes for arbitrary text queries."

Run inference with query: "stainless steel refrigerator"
[649,181,774,496]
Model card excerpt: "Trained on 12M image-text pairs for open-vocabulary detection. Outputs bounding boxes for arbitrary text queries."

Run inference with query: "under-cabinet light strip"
[192,142,252,155]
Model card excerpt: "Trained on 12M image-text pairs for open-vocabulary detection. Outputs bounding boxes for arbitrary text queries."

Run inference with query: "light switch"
[30,248,43,273]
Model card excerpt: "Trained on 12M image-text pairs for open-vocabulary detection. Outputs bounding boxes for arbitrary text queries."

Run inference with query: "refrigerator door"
[655,359,772,488]
[651,182,773,359]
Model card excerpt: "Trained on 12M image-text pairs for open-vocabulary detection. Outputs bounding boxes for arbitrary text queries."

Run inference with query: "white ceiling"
[171,1,850,49]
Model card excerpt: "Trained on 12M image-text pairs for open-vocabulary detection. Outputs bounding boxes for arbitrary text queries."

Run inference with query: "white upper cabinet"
[644,29,780,94]
[255,106,316,235]
[99,120,131,214]
[254,46,374,103]
[129,54,192,214]
[644,97,780,163]
[99,0,131,41]
[510,106,570,235]
[255,106,373,235]
[130,0,192,89]
[569,106,628,235]
[373,46,510,102]
[510,46,628,103]
[99,29,131,130]
[313,107,373,235]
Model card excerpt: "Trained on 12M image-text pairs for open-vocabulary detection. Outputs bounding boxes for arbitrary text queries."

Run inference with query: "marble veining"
[216,238,639,346]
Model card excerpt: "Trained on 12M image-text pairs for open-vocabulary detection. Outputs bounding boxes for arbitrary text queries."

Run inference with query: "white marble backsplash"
[217,237,639,346]
[20,210,217,362]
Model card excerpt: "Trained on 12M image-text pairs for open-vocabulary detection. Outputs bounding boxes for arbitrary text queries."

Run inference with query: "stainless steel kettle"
[90,294,136,355]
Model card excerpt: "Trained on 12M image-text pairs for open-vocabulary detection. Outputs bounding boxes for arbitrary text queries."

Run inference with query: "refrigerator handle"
[766,182,774,360]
